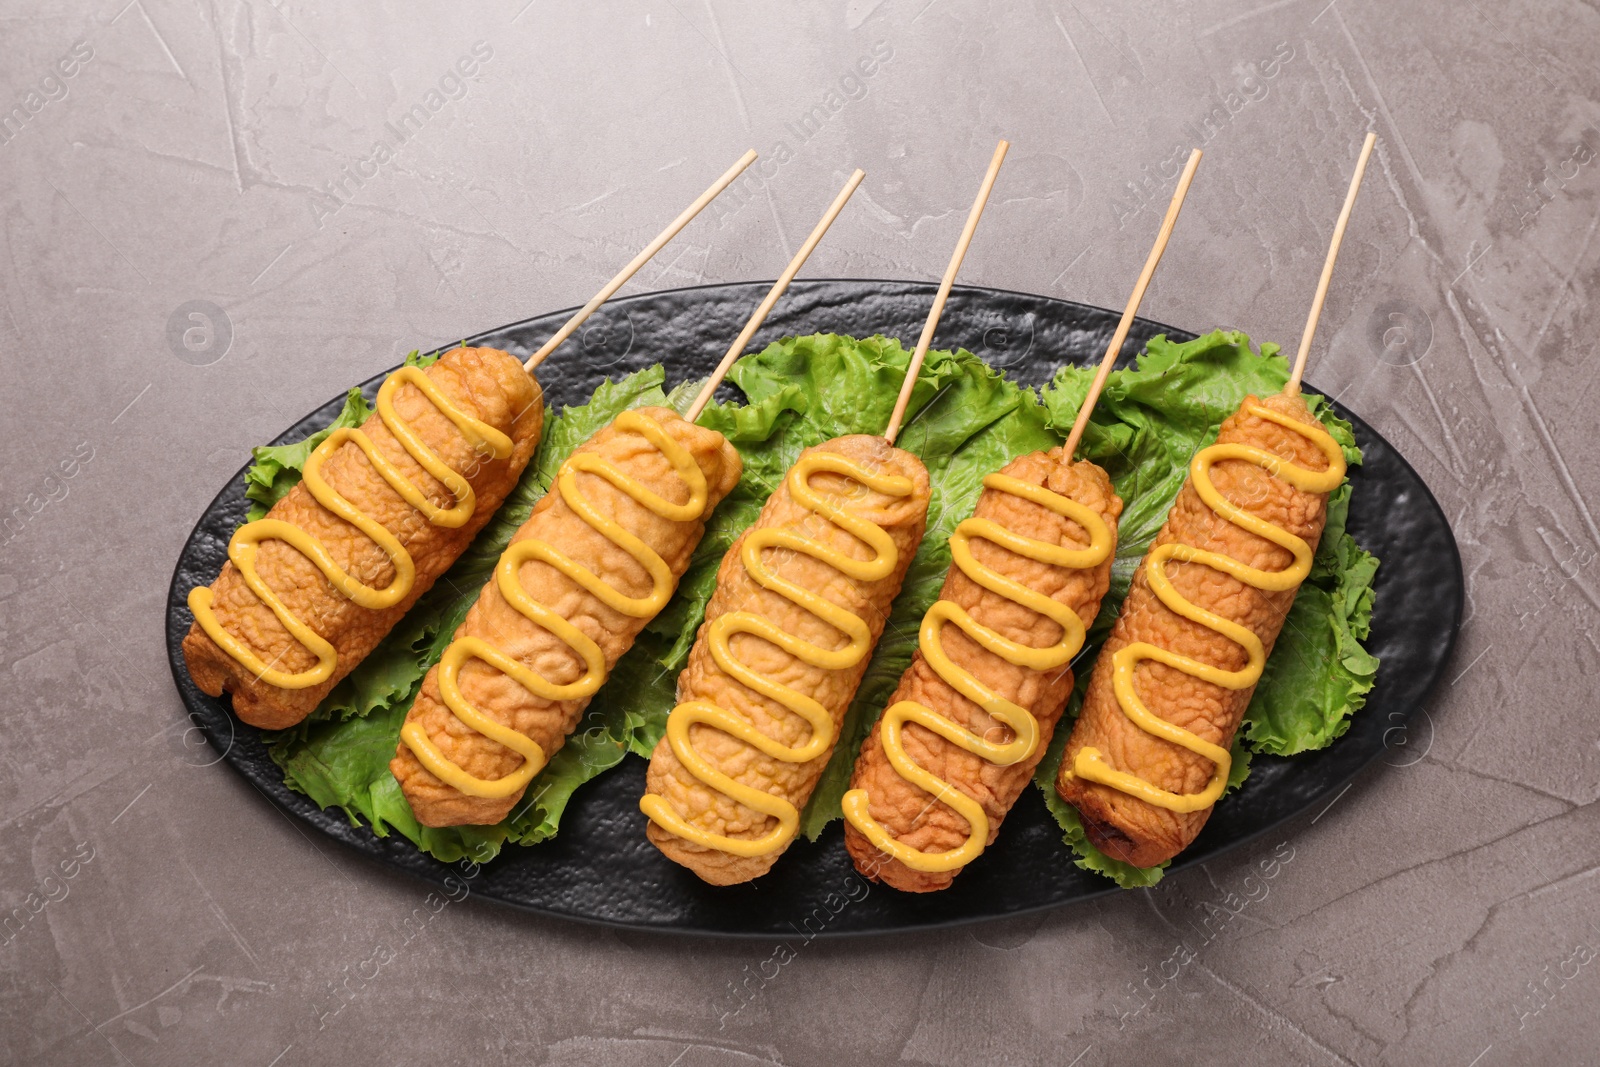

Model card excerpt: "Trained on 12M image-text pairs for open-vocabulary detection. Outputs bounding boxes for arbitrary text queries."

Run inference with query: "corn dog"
[1056,392,1346,867]
[642,435,931,885]
[181,146,758,732]
[641,142,1001,885]
[184,347,543,730]
[392,408,741,826]
[842,450,1121,891]
[1056,135,1372,870]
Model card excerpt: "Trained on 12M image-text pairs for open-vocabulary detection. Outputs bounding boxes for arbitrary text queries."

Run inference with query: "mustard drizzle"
[1068,403,1346,812]
[640,453,914,857]
[401,411,709,799]
[188,365,514,690]
[841,471,1114,872]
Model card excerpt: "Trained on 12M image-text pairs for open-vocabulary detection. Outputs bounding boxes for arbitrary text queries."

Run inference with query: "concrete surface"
[2,1,1596,1064]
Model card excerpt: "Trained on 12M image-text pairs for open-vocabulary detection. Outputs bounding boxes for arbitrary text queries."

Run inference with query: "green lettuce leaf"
[252,331,1379,879]
[1030,330,1379,887]
[1244,517,1380,754]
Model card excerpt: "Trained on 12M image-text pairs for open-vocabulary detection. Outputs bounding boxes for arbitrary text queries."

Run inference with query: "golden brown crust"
[1056,393,1334,868]
[182,347,543,730]
[644,435,931,885]
[845,451,1122,892]
[392,408,742,827]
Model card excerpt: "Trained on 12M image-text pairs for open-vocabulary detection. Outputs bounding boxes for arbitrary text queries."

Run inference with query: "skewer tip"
[523,149,761,373]
[1060,146,1203,459]
[685,166,868,423]
[883,141,1011,444]
[1285,132,1378,396]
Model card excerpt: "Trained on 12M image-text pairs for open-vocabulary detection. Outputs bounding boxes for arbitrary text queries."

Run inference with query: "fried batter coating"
[392,408,742,827]
[1056,393,1334,868]
[845,450,1121,892]
[645,435,931,885]
[183,347,543,730]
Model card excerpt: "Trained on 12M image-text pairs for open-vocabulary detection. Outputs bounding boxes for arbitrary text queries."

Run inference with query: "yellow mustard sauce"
[841,471,1114,872]
[401,411,709,799]
[188,365,514,690]
[1068,403,1347,812]
[639,452,915,857]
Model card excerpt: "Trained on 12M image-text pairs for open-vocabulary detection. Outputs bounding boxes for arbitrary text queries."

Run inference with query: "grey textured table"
[2,2,1595,1065]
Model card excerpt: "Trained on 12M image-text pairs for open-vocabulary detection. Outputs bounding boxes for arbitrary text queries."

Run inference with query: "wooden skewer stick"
[685,169,867,422]
[523,149,759,371]
[883,139,1009,445]
[1062,148,1203,459]
[1286,131,1377,396]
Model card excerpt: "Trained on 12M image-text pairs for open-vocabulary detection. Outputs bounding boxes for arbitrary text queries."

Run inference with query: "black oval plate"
[166,280,1462,937]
